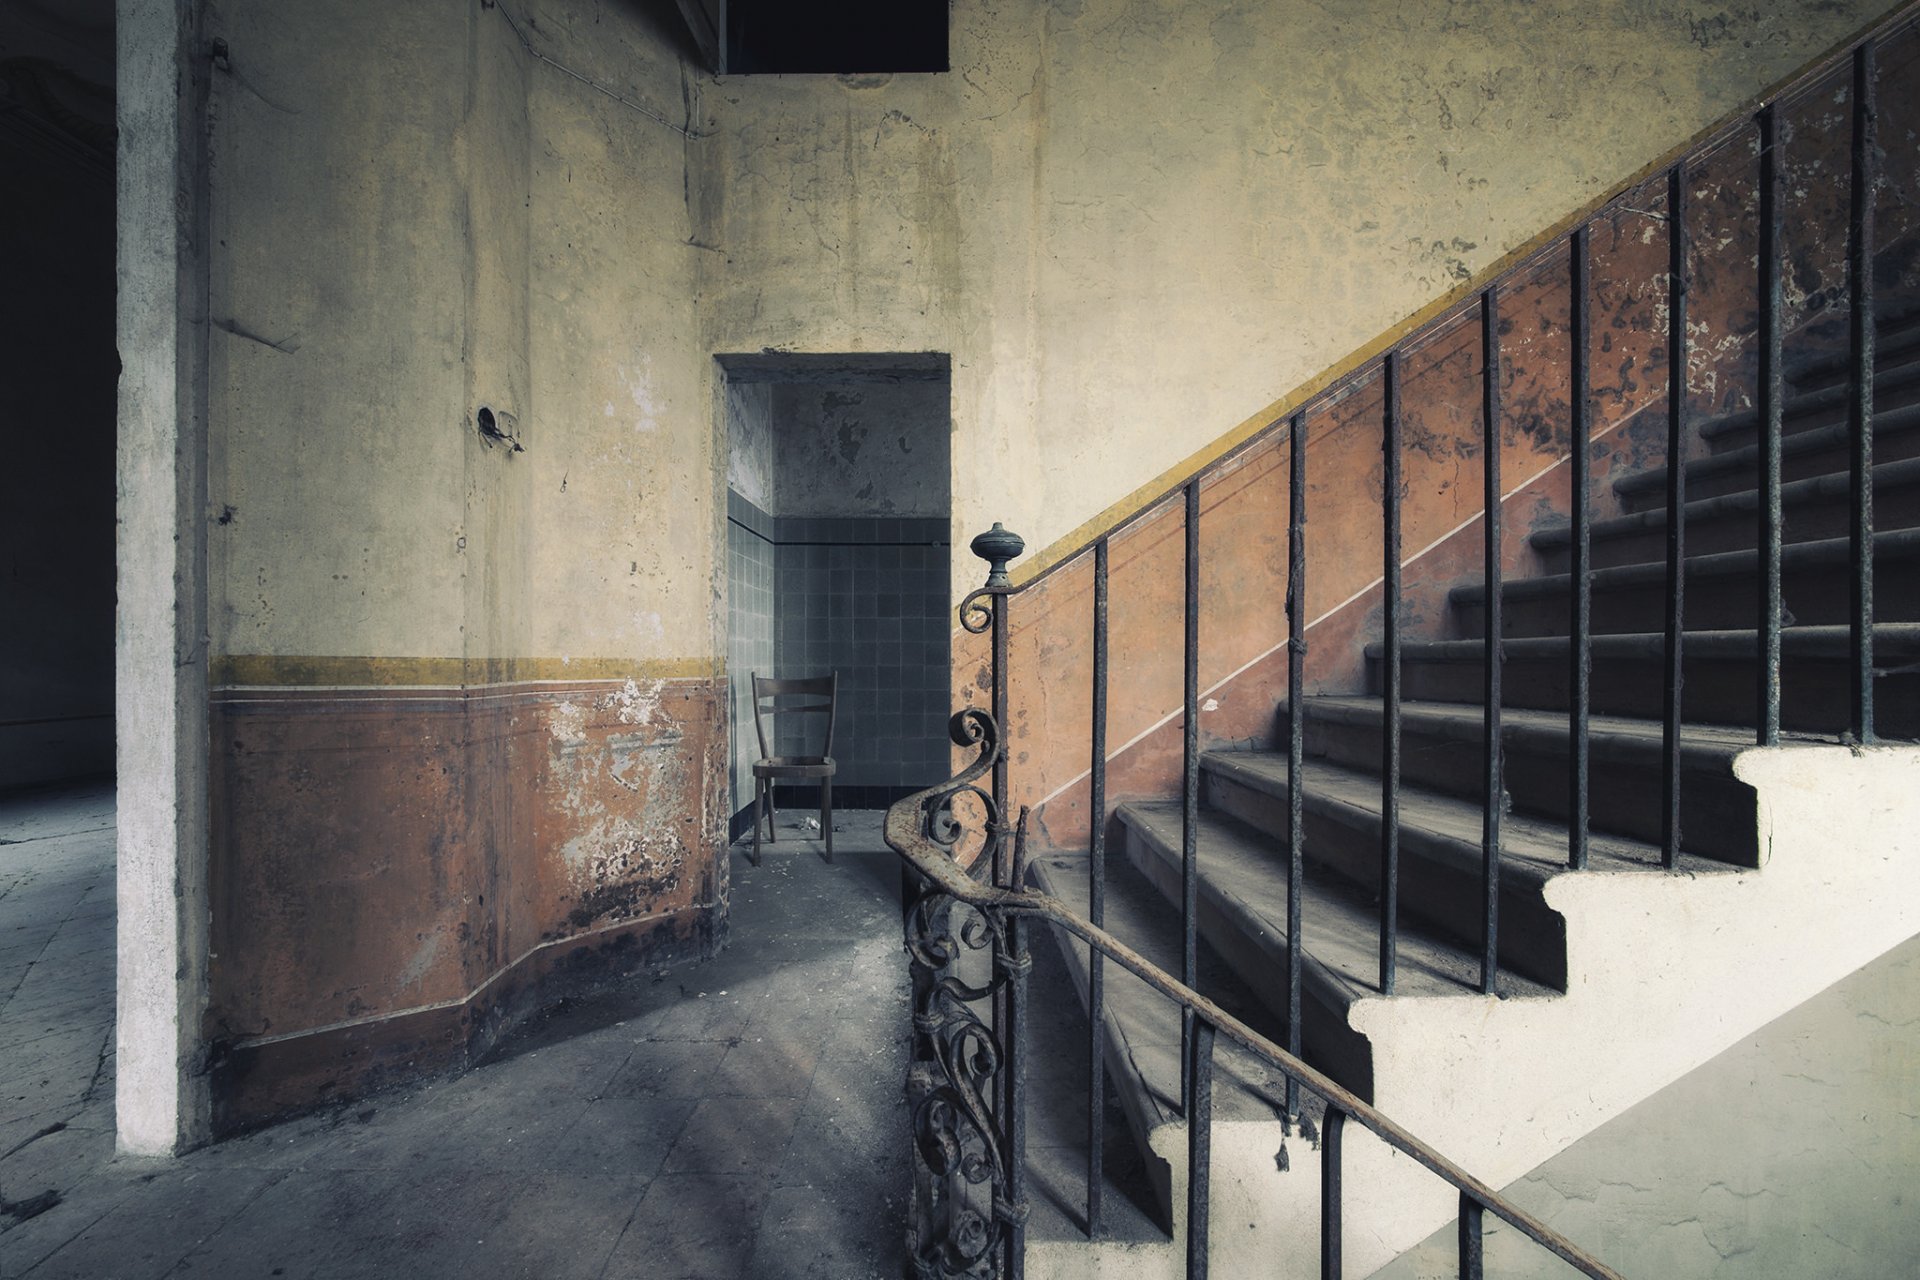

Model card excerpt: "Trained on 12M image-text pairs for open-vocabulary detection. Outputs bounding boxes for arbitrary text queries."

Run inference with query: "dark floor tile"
[603,1038,734,1100]
[601,1173,772,1280]
[18,1166,283,1280]
[661,1096,806,1176]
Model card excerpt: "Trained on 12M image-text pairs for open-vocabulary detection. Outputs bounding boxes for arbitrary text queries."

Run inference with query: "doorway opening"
[717,353,952,845]
[0,0,121,1157]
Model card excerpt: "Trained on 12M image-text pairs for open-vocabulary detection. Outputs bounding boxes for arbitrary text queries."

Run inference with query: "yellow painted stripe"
[1006,0,1917,588]
[212,655,724,688]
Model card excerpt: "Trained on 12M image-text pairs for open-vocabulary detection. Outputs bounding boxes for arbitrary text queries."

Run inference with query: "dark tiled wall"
[726,494,950,818]
[774,517,950,794]
[727,491,777,814]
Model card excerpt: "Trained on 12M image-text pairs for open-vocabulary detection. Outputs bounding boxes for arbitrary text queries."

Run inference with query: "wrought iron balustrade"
[885,705,1622,1280]
[888,9,1917,1275]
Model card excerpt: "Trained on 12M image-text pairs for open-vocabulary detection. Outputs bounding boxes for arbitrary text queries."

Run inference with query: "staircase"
[1014,306,1920,1280]
[965,18,1920,1277]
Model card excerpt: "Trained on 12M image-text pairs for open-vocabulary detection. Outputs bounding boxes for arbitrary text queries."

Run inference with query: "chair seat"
[753,756,836,778]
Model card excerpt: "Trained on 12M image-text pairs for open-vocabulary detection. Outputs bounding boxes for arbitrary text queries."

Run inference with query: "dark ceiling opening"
[725,0,947,75]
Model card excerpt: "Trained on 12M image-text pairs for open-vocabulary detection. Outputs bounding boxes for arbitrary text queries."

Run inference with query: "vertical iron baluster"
[1321,1106,1346,1280]
[1662,163,1689,870]
[1458,1192,1485,1280]
[1849,41,1878,745]
[1285,412,1308,1124]
[1004,812,1032,1280]
[1480,289,1504,995]
[1381,355,1403,994]
[1758,106,1785,746]
[1088,538,1110,1235]
[1569,227,1592,870]
[1182,481,1201,1105]
[1186,1016,1216,1278]
[994,590,1011,884]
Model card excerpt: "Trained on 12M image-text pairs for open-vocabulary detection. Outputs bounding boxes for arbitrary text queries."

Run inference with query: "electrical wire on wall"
[488,1,707,139]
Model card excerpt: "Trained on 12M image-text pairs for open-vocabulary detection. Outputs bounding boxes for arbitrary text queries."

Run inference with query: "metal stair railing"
[886,705,1624,1280]
[896,7,1918,1274]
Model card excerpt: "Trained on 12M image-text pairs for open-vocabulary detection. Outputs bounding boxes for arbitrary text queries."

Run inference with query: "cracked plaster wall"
[770,381,949,518]
[691,0,1906,582]
[177,0,1910,1126]
[197,0,726,1129]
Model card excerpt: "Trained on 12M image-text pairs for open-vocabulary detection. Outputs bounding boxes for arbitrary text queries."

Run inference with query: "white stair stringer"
[1025,743,1920,1280]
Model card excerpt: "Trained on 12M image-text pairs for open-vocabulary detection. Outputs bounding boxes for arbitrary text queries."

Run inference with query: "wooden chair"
[749,672,838,865]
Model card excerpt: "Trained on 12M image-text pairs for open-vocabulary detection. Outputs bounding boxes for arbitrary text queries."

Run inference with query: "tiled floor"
[0,786,920,1280]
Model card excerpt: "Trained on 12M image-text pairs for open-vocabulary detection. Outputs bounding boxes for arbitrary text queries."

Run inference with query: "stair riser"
[1118,818,1376,1099]
[1458,558,1920,638]
[1615,419,1920,514]
[1534,482,1920,573]
[1388,651,1919,738]
[1787,322,1920,396]
[1200,769,1568,990]
[1290,710,1760,866]
[1703,362,1920,454]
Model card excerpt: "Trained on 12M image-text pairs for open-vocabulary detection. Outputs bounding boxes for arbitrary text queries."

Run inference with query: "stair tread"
[1381,621,1920,661]
[1302,694,1820,762]
[1030,853,1295,1131]
[1455,527,1920,605]
[1697,351,1920,441]
[1530,456,1920,551]
[1199,751,1681,878]
[1786,303,1920,385]
[1120,800,1559,1005]
[1613,402,1920,498]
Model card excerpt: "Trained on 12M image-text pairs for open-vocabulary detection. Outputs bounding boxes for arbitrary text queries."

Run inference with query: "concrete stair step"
[1288,696,1776,867]
[1191,752,1658,990]
[1028,851,1301,1236]
[1379,623,1920,738]
[1696,351,1920,453]
[1114,799,1558,1098]
[1613,401,1920,512]
[1528,456,1920,572]
[1783,300,1920,390]
[1453,528,1920,637]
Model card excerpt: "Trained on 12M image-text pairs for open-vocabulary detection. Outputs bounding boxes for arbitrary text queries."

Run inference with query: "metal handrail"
[886,709,1625,1280]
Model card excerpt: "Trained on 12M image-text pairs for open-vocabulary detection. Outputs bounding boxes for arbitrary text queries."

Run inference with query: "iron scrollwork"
[903,708,1022,1278]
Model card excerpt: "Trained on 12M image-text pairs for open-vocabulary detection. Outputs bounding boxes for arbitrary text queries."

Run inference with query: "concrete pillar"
[115,0,211,1156]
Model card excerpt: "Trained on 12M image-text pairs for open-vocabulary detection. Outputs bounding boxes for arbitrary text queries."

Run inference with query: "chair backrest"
[750,672,837,760]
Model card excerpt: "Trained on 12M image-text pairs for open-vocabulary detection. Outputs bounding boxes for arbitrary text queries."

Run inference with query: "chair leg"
[820,776,833,864]
[751,780,763,867]
[765,780,777,842]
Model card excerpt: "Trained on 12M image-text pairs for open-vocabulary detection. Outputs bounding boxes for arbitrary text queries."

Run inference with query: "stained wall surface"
[201,0,724,1129]
[691,0,1906,585]
[186,0,1908,1125]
